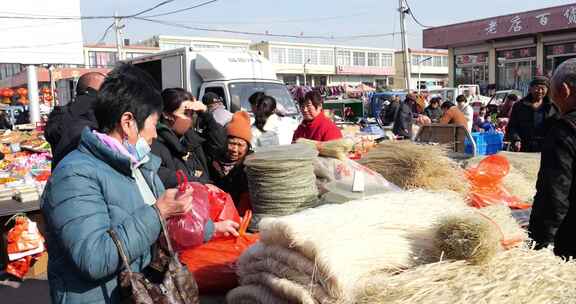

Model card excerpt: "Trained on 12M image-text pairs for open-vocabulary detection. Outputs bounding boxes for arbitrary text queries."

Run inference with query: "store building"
[423,3,576,95]
[139,35,251,52]
[251,41,395,87]
[392,49,449,90]
[83,44,159,68]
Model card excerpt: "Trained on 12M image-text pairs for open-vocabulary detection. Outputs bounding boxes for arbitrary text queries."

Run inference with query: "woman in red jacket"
[293,91,342,142]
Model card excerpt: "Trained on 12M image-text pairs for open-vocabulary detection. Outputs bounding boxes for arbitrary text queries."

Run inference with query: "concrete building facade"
[251,41,395,87]
[392,49,449,90]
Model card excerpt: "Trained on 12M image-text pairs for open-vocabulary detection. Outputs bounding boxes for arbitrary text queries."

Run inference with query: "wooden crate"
[414,124,475,155]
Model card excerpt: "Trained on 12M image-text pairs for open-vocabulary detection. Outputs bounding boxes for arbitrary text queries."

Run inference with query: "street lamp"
[303,58,311,86]
[417,56,433,93]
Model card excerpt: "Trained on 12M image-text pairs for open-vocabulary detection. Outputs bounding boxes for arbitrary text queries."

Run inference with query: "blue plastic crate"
[465,132,504,155]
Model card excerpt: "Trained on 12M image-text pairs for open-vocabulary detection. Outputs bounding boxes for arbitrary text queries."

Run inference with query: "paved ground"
[0,278,226,304]
[0,279,50,304]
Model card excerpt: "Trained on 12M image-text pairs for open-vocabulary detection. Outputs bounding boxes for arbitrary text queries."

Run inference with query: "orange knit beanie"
[227,111,252,143]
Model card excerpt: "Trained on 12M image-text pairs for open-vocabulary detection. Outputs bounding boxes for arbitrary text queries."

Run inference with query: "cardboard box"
[25,252,48,279]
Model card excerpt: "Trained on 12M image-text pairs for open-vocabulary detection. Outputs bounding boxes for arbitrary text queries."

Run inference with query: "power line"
[0,1,177,20]
[404,0,434,28]
[142,0,219,18]
[97,22,116,44]
[154,11,372,26]
[135,17,405,41]
[134,17,332,39]
[0,41,83,50]
[130,0,177,18]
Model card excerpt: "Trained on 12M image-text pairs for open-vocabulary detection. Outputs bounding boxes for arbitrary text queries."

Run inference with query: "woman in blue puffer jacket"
[41,64,196,304]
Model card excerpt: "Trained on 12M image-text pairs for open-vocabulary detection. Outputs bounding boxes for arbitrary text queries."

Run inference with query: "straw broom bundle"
[297,138,355,160]
[359,141,469,195]
[434,205,527,265]
[355,247,576,304]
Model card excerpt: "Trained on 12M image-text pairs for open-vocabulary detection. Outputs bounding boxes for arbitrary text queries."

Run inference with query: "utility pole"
[114,12,125,62]
[399,0,412,91]
[303,58,311,86]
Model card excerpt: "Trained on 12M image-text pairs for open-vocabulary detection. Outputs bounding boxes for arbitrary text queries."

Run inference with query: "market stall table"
[0,199,40,217]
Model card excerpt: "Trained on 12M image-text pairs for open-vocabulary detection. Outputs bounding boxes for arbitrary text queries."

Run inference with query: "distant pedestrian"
[203,92,233,127]
[506,76,559,152]
[424,97,443,123]
[439,101,468,128]
[392,93,418,139]
[44,72,106,168]
[456,94,473,131]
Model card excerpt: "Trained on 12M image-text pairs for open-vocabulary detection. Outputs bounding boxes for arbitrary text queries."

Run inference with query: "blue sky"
[81,0,576,49]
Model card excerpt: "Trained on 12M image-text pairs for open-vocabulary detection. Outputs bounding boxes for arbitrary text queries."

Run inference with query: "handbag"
[108,206,199,304]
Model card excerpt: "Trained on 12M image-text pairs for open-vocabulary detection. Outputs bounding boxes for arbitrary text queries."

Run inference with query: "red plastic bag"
[179,211,259,293]
[466,155,531,209]
[167,171,243,251]
[5,216,45,279]
[205,184,241,224]
[166,182,211,251]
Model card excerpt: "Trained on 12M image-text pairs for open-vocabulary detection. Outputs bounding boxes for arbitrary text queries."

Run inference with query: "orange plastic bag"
[466,155,531,209]
[179,211,259,294]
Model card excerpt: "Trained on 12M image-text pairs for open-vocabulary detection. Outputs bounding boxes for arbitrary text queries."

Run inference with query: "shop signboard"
[336,66,394,76]
[424,4,576,49]
[545,42,576,56]
[455,53,488,66]
[496,48,537,61]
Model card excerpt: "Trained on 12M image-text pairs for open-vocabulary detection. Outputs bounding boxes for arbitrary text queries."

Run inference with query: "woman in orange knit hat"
[210,111,253,213]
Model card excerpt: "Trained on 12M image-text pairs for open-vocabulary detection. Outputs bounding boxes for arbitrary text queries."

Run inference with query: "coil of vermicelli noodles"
[244,143,320,231]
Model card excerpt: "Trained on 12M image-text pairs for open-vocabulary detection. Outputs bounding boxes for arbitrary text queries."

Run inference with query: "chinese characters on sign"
[485,20,498,34]
[509,16,523,32]
[536,13,550,26]
[565,7,576,24]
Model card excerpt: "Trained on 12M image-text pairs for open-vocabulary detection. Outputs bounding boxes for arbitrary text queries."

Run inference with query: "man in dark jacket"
[392,93,417,139]
[529,59,576,258]
[506,77,559,152]
[44,72,106,168]
[151,104,227,188]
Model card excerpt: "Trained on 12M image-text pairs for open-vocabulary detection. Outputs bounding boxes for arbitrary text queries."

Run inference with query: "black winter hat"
[530,76,550,88]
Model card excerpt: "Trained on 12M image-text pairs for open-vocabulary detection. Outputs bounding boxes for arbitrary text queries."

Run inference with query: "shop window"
[337,50,351,66]
[368,52,380,67]
[353,51,366,66]
[441,56,448,67]
[287,48,303,65]
[193,44,220,49]
[319,50,334,65]
[271,47,286,64]
[381,53,393,67]
[303,49,318,65]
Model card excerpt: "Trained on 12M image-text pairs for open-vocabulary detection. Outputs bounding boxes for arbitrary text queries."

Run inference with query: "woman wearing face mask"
[41,64,196,304]
[151,88,227,188]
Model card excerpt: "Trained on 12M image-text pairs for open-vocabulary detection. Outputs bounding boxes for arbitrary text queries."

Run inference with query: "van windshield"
[228,82,299,116]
